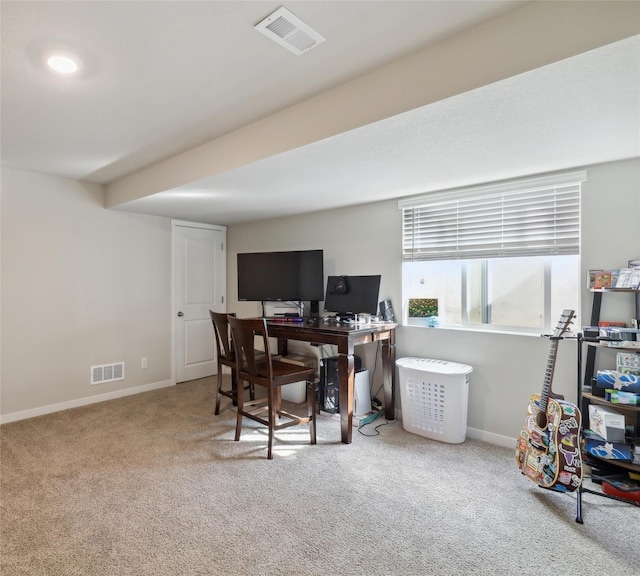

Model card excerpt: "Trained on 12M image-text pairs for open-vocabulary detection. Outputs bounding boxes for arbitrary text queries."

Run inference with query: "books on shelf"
[587,269,614,289]
[617,351,640,376]
[603,341,640,349]
[588,264,640,289]
[615,267,640,289]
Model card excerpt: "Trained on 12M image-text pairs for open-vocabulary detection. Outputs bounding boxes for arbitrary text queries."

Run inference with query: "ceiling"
[2,1,639,225]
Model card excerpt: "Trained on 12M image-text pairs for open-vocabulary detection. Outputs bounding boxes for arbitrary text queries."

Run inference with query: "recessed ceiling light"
[46,54,81,75]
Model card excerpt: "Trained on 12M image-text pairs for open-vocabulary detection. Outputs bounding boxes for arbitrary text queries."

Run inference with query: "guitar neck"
[539,339,559,413]
[538,309,575,415]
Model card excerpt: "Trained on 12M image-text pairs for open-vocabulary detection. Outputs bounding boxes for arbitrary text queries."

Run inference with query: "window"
[399,171,585,333]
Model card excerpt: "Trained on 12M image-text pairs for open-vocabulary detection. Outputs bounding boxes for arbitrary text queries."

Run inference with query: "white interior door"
[173,221,226,383]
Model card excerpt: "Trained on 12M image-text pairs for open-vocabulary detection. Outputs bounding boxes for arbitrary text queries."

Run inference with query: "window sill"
[402,322,545,338]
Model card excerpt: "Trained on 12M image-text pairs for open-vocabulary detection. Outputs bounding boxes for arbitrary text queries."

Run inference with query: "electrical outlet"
[141,357,148,369]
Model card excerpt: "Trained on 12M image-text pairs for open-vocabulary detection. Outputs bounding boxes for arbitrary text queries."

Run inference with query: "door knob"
[177,311,184,317]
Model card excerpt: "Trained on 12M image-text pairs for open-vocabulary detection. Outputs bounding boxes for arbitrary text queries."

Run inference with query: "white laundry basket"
[396,357,473,444]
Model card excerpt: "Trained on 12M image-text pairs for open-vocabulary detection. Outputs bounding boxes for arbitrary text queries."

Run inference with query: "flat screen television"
[237,249,324,306]
[324,275,381,317]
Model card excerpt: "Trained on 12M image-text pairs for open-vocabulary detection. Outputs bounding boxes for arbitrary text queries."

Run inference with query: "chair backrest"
[227,316,273,387]
[210,311,236,364]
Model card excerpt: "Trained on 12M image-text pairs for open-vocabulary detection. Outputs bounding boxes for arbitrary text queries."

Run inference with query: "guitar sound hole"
[536,412,548,429]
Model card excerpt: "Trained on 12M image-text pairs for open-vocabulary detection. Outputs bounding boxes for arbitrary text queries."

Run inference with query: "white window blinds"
[399,171,585,261]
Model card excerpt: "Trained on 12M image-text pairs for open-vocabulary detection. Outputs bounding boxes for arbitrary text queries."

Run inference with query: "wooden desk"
[266,319,397,444]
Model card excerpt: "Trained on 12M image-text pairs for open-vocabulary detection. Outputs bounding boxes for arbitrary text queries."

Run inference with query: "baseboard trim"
[466,426,515,448]
[0,379,175,425]
[394,413,515,448]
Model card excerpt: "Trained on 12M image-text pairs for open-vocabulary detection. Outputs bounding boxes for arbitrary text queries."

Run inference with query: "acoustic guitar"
[516,309,582,492]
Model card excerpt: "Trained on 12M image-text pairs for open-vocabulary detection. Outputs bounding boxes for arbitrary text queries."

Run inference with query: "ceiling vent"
[254,6,326,56]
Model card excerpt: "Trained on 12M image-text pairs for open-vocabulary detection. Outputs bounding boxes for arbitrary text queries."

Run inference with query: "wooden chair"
[209,311,254,415]
[227,316,317,459]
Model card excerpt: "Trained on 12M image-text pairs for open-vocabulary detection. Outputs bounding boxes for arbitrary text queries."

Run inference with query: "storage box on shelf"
[582,429,634,462]
[581,391,640,475]
[601,477,640,503]
[587,404,626,442]
[605,389,640,405]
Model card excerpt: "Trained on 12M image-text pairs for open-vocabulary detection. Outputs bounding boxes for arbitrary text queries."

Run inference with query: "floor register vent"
[254,6,326,56]
[91,362,125,385]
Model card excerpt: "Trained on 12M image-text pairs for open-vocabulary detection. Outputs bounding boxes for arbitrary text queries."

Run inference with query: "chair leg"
[307,380,317,445]
[234,378,244,442]
[267,387,277,459]
[275,387,281,426]
[214,371,223,415]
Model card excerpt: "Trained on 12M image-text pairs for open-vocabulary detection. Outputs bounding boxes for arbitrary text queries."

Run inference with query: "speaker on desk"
[318,355,362,413]
[379,299,395,322]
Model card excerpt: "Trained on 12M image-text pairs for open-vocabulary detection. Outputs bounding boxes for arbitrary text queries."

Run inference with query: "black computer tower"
[318,355,362,413]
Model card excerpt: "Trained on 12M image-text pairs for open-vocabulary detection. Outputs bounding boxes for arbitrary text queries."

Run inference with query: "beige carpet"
[1,377,638,576]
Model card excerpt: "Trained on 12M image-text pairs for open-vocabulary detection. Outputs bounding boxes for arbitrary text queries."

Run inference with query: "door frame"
[171,219,227,384]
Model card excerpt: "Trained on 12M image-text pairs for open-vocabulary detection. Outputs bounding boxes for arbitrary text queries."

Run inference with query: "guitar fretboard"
[539,309,574,415]
[540,340,559,415]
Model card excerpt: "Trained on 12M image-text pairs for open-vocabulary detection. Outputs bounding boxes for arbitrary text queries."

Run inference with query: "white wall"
[228,158,640,447]
[2,158,638,445]
[581,159,640,323]
[1,168,174,421]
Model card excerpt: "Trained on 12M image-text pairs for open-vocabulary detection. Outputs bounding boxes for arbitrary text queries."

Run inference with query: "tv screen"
[237,249,324,302]
[324,275,381,316]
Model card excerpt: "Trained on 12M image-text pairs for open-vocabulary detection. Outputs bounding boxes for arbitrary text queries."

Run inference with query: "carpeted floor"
[1,377,638,576]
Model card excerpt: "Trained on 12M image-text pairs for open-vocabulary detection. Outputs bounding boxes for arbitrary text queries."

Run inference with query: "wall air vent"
[254,6,326,56]
[91,362,125,385]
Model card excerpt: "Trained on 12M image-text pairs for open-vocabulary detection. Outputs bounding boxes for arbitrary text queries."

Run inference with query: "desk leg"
[338,352,355,444]
[382,331,396,421]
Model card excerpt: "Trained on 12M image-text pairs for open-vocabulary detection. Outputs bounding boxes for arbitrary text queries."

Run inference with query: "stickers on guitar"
[519,398,581,491]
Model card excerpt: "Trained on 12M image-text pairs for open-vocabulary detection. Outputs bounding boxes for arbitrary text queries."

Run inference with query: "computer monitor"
[323,275,381,317]
[237,249,324,304]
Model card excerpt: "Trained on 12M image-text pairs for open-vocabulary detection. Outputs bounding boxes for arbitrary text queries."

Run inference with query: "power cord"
[371,341,385,400]
[357,401,389,436]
